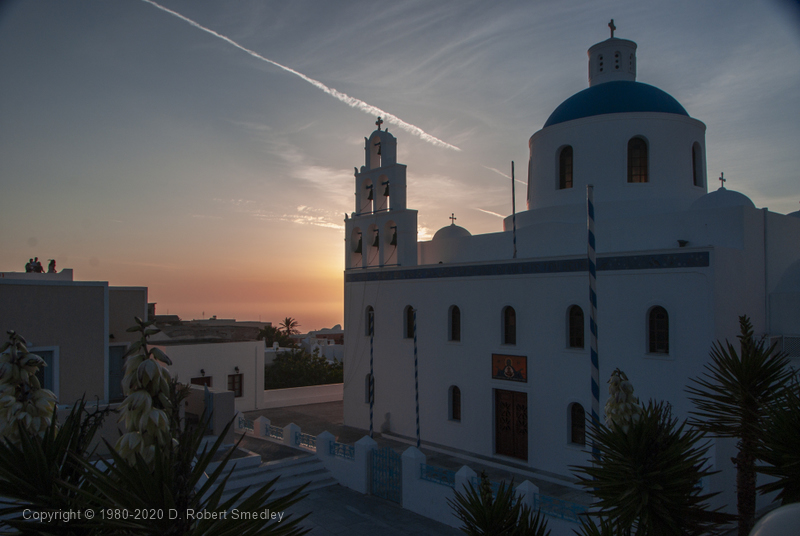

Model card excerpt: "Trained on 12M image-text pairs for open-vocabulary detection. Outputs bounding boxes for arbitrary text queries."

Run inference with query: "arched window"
[449,386,461,421]
[365,306,374,337]
[558,146,573,190]
[568,305,584,348]
[627,137,648,183]
[648,306,669,354]
[404,305,415,339]
[503,306,516,345]
[570,403,586,446]
[449,305,461,342]
[365,374,374,404]
[692,142,703,187]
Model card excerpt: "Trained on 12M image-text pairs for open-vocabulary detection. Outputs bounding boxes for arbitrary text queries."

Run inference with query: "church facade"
[342,31,800,510]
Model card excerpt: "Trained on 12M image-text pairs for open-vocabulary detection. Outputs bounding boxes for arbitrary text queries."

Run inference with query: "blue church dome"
[544,81,689,127]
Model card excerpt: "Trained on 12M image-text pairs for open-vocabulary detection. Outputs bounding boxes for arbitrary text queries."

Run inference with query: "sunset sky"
[1,0,799,330]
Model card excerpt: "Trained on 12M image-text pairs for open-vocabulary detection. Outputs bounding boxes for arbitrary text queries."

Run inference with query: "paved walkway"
[288,485,461,536]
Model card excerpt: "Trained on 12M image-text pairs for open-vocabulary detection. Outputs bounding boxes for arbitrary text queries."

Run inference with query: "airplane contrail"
[142,0,461,152]
[475,208,505,218]
[482,165,527,185]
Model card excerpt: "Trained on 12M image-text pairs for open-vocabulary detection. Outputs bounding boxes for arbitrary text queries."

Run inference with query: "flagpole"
[512,161,517,259]
[587,185,600,440]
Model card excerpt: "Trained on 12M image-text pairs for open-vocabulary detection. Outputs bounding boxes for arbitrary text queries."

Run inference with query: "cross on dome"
[450,213,457,225]
[375,117,383,131]
[719,172,726,188]
[608,19,616,38]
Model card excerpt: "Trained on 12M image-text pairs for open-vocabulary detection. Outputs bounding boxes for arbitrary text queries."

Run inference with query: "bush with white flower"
[114,317,176,464]
[0,331,57,445]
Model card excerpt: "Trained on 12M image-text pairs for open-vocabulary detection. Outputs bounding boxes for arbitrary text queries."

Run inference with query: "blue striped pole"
[587,185,600,436]
[369,313,374,438]
[413,308,420,448]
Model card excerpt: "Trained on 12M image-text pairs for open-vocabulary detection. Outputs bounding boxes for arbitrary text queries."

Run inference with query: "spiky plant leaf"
[573,401,732,536]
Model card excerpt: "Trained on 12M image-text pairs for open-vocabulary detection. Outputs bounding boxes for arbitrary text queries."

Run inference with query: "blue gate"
[371,447,402,504]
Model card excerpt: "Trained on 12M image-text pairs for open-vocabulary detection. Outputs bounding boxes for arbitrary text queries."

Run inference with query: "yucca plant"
[74,416,310,535]
[755,378,800,505]
[686,315,792,536]
[573,400,732,536]
[0,398,112,535]
[448,471,550,536]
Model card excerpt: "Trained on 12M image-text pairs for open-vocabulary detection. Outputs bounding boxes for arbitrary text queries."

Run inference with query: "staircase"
[214,452,337,504]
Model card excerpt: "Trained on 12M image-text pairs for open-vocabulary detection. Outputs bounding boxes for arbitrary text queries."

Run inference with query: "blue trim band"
[346,251,709,283]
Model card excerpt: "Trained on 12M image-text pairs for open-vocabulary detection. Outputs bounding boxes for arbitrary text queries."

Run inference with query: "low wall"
[232,417,587,536]
[262,383,343,409]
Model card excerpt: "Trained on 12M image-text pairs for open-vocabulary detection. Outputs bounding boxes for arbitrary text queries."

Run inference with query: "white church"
[342,29,800,510]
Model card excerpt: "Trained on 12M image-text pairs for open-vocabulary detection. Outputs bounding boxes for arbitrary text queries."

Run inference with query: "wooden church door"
[495,389,528,460]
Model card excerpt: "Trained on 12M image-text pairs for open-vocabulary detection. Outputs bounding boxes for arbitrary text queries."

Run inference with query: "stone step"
[213,453,336,505]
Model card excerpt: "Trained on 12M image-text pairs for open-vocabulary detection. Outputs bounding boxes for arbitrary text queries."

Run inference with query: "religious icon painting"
[492,354,527,382]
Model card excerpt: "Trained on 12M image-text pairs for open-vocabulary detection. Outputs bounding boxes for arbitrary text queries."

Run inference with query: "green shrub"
[264,349,343,389]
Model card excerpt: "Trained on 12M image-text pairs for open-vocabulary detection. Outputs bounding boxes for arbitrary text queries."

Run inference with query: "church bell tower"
[344,118,418,269]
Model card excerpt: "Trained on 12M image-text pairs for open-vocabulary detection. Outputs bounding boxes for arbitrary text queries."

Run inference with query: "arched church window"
[558,146,573,190]
[692,142,703,187]
[570,403,586,445]
[450,386,461,422]
[627,137,648,183]
[648,306,669,354]
[503,306,516,345]
[568,305,584,348]
[365,306,374,337]
[449,305,461,342]
[404,305,415,339]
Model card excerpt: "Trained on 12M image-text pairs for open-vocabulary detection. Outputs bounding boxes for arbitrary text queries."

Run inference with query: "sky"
[1,0,799,331]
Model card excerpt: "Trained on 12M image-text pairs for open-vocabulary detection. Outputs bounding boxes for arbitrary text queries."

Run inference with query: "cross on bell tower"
[375,116,384,131]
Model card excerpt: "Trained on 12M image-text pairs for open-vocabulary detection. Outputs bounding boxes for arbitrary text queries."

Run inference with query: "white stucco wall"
[161,340,265,413]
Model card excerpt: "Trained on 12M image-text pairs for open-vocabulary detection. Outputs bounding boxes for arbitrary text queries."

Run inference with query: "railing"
[330,441,355,460]
[766,335,800,358]
[533,493,586,523]
[238,416,254,432]
[268,425,283,440]
[420,464,455,488]
[295,431,316,450]
[470,476,501,498]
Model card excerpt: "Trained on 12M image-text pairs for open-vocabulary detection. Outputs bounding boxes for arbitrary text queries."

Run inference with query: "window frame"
[449,385,462,422]
[227,373,243,398]
[569,403,586,446]
[558,145,574,190]
[502,306,517,345]
[648,306,670,354]
[627,137,649,183]
[449,305,461,342]
[568,305,585,349]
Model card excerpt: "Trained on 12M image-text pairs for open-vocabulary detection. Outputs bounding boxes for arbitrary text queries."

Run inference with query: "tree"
[258,325,295,348]
[574,400,732,536]
[264,349,343,389]
[448,471,550,536]
[755,378,800,505]
[279,317,300,336]
[686,315,792,536]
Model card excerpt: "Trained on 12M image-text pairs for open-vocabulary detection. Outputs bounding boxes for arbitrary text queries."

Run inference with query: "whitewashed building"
[342,31,800,512]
